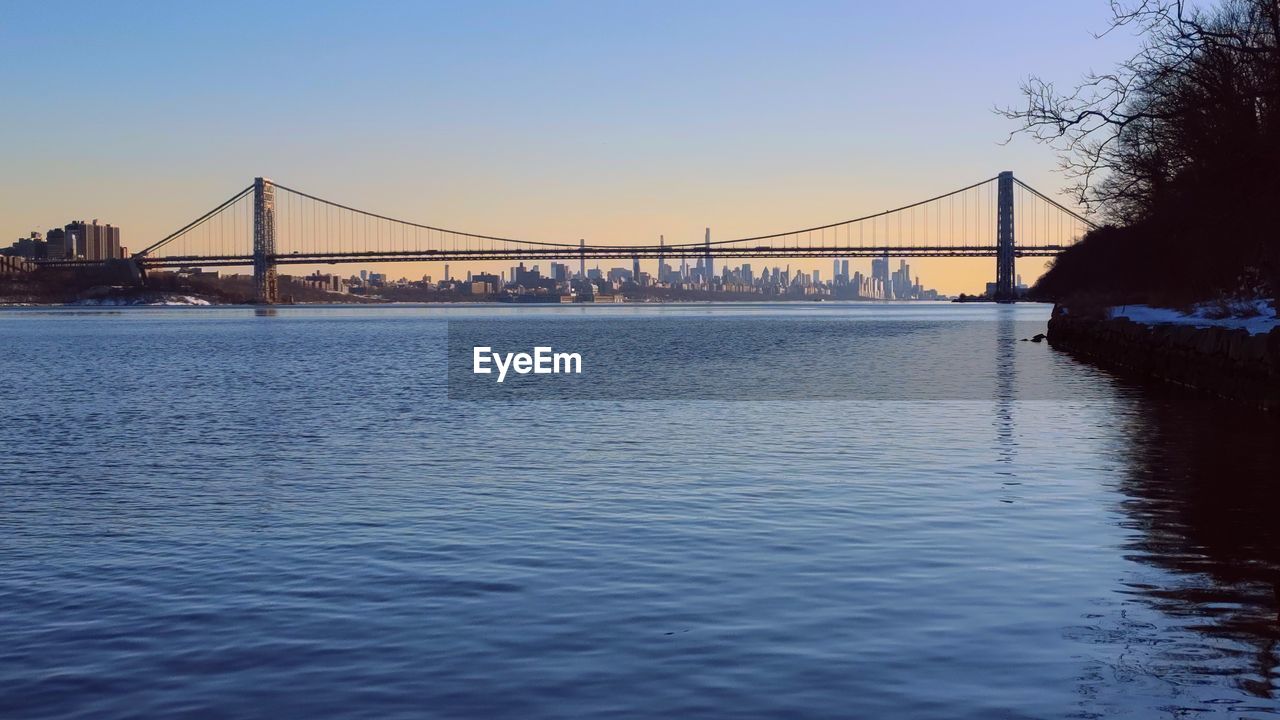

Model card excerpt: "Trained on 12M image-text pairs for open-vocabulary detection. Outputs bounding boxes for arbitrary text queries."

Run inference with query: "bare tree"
[1004,0,1280,308]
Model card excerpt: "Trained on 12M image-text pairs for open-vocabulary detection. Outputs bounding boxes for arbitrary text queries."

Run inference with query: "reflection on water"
[1084,387,1280,712]
[994,309,1019,470]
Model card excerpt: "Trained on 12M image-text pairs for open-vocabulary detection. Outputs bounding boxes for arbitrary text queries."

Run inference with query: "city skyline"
[0,2,1140,294]
[340,253,951,298]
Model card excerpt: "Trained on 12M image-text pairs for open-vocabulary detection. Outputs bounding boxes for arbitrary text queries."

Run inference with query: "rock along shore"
[1047,305,1280,412]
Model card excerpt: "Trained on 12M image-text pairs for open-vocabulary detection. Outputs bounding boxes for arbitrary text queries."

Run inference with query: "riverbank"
[1047,303,1280,412]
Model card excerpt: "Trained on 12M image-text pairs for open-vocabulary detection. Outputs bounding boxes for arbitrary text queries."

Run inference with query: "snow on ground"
[1109,299,1278,335]
[70,294,212,307]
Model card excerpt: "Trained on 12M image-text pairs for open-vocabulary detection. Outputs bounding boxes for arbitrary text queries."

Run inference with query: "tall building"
[44,228,68,259]
[64,220,122,260]
[513,262,540,287]
[106,223,120,259]
[66,221,88,260]
[871,252,891,299]
[891,259,913,300]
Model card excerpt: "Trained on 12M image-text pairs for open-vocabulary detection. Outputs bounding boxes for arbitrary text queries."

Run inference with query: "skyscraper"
[871,252,891,299]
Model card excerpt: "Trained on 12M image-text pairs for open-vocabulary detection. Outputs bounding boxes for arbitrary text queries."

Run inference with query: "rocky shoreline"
[1047,304,1280,412]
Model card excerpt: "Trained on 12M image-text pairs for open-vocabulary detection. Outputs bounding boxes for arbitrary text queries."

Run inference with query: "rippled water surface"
[2,302,1278,719]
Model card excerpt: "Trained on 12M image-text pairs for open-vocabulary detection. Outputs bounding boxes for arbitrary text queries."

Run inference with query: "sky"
[0,1,1142,294]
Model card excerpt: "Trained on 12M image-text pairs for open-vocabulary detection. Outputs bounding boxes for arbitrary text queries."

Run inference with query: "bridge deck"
[36,245,1069,271]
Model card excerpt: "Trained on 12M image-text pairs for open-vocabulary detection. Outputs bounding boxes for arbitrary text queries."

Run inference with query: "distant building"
[0,254,36,275]
[871,253,890,299]
[45,228,69,259]
[64,220,122,261]
[470,272,500,295]
[12,232,45,260]
[512,262,541,287]
[300,271,344,293]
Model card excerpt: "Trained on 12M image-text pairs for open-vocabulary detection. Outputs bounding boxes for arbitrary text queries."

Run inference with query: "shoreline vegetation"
[1008,0,1278,318]
[1015,0,1279,408]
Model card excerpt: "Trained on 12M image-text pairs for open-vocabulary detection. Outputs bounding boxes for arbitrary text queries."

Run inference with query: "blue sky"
[1,1,1139,291]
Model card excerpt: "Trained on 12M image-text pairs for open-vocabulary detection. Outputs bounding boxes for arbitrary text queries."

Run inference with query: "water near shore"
[2,302,1277,719]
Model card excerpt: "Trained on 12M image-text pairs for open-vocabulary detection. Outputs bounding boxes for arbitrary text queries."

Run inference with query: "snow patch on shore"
[70,294,212,307]
[1109,299,1277,335]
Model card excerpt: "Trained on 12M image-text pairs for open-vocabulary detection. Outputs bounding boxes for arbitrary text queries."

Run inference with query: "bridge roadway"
[36,244,1069,271]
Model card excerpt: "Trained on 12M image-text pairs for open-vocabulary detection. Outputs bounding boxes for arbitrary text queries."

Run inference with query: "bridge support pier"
[253,177,278,304]
[995,170,1015,302]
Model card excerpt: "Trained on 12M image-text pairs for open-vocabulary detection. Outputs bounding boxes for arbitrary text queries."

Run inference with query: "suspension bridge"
[36,171,1092,304]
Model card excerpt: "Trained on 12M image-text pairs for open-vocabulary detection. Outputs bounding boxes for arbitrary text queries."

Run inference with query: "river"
[1,302,1277,718]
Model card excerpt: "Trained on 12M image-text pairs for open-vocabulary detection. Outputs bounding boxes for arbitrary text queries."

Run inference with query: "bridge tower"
[995,170,1015,302]
[253,177,278,304]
